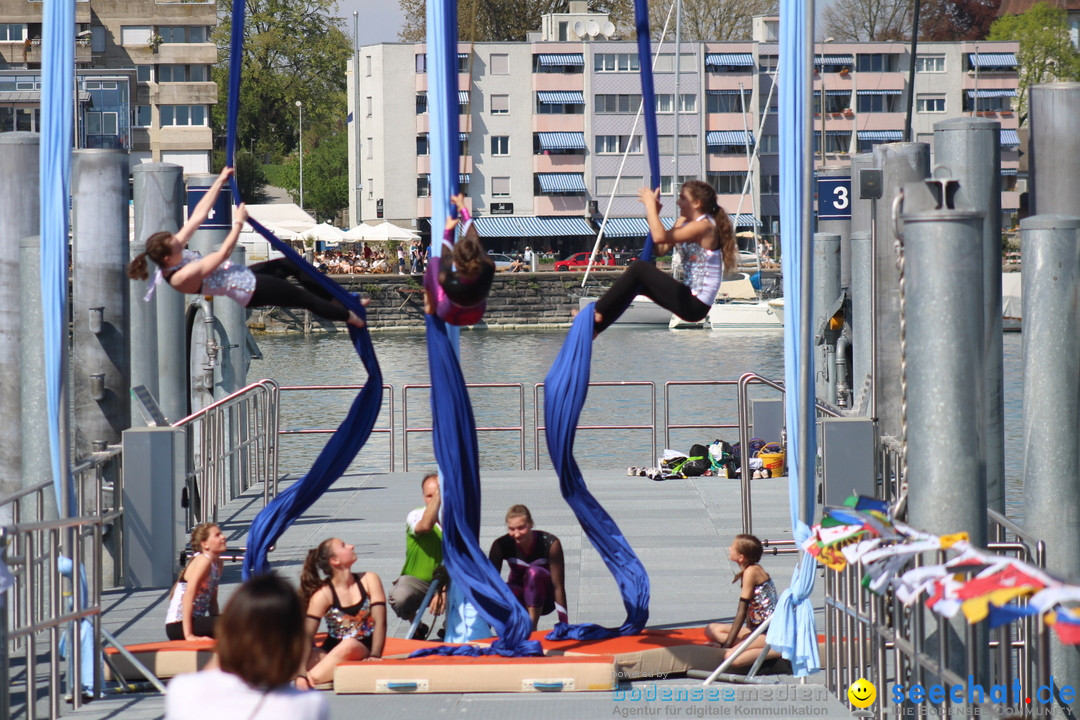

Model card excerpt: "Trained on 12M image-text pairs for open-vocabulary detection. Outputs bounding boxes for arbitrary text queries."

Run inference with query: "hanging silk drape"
[634,0,658,263]
[40,0,74,515]
[544,310,650,640]
[765,0,821,677]
[227,0,382,579]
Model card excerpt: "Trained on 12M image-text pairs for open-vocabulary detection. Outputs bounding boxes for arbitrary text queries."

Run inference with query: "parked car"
[554,251,616,271]
[487,252,516,271]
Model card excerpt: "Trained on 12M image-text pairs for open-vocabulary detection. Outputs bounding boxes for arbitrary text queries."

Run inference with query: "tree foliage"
[988,1,1080,123]
[919,0,1002,41]
[651,0,778,42]
[397,0,634,42]
[823,0,914,41]
[278,129,350,222]
[212,0,352,159]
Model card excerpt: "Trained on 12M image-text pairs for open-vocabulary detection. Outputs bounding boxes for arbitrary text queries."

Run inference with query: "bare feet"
[594,311,603,325]
[347,310,365,328]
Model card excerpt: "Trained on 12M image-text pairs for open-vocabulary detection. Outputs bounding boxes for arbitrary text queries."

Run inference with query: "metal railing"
[277,384,396,472]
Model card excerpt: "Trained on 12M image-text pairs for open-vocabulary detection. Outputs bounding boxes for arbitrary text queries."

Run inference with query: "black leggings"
[165,615,217,641]
[593,260,710,334]
[247,259,349,322]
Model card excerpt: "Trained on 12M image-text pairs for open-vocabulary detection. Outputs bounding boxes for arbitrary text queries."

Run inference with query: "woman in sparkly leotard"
[297,537,386,688]
[704,534,782,666]
[127,167,366,328]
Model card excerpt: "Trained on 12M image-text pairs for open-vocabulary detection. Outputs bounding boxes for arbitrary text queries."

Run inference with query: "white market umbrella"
[298,222,347,243]
[341,222,381,241]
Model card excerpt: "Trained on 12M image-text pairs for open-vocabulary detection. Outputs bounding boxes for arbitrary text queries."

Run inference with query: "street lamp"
[818,37,835,168]
[296,99,304,210]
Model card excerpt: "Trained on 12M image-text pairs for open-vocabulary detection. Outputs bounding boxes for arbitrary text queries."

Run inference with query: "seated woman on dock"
[423,193,495,325]
[488,504,568,631]
[704,534,781,666]
[165,573,328,720]
[297,538,386,688]
[165,523,225,641]
[592,181,737,335]
[127,166,366,328]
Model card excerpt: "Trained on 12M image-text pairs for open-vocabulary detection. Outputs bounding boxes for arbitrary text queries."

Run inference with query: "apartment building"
[0,0,217,173]
[349,13,1020,252]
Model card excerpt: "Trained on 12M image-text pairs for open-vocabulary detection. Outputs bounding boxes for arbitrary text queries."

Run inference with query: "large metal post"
[217,245,250,396]
[71,150,131,462]
[1020,215,1080,699]
[850,153,875,241]
[872,143,929,442]
[0,132,39,519]
[131,164,183,424]
[816,164,852,290]
[813,233,841,403]
[849,231,872,411]
[20,237,57,521]
[1029,83,1080,216]
[902,182,988,683]
[934,118,1004,515]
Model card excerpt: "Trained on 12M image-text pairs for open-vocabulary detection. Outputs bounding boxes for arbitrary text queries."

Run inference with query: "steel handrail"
[277,383,396,472]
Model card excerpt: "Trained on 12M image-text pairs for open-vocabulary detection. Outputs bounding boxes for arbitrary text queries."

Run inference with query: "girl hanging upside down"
[593,181,737,335]
[127,166,366,328]
[423,193,495,325]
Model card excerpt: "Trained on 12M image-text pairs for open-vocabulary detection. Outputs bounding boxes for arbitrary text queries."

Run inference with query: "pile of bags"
[626,438,780,481]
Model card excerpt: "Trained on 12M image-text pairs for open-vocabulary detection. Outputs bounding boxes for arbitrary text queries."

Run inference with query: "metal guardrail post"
[0,529,8,720]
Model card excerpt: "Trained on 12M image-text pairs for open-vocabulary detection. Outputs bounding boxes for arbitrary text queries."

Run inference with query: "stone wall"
[246,271,620,333]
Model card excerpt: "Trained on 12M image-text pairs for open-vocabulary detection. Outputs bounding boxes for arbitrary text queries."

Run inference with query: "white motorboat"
[578,295,672,325]
[767,297,784,325]
[669,273,783,330]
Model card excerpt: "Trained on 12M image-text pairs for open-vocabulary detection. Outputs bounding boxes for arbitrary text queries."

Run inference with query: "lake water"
[250,327,1026,519]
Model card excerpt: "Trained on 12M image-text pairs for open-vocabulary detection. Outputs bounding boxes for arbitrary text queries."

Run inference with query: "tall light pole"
[295,99,304,210]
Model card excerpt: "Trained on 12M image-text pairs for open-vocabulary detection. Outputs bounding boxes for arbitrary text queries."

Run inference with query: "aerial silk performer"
[414,0,539,656]
[764,0,821,677]
[542,0,660,642]
[228,0,383,579]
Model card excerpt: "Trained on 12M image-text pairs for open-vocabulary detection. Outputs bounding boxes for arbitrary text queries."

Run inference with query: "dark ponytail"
[298,538,334,610]
[682,180,737,272]
[126,231,176,281]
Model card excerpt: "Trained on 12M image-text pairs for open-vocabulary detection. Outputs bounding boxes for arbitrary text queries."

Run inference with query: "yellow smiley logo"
[847,678,877,708]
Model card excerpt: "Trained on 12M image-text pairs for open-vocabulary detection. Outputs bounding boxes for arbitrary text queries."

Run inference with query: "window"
[415,54,427,74]
[136,65,152,82]
[158,65,209,82]
[366,138,373,160]
[759,55,778,73]
[416,92,427,114]
[915,55,945,73]
[491,177,510,197]
[594,94,642,113]
[660,175,694,195]
[965,94,1012,113]
[708,174,744,195]
[679,94,697,113]
[417,176,430,197]
[133,105,151,127]
[416,134,429,156]
[85,111,118,136]
[490,53,509,75]
[595,135,641,154]
[458,94,470,115]
[364,55,372,76]
[856,94,898,113]
[490,94,509,114]
[917,94,946,113]
[856,53,896,72]
[491,136,509,155]
[594,53,639,72]
[0,24,27,41]
[678,53,696,72]
[120,26,151,45]
[653,54,674,73]
[366,96,373,117]
[457,54,470,73]
[761,174,779,194]
[158,26,207,43]
[90,26,105,53]
[618,175,643,195]
[818,92,850,114]
[707,92,752,113]
[814,132,849,154]
[658,135,696,155]
[368,179,374,199]
[655,94,674,113]
[159,105,207,126]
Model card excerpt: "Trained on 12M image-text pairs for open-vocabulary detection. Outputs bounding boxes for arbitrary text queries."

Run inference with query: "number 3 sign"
[816,177,851,220]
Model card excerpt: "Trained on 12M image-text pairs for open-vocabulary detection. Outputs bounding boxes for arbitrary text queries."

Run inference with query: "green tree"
[212,148,271,203]
[211,0,351,158]
[988,1,1080,124]
[823,0,914,41]
[651,0,778,42]
[280,129,350,222]
[397,0,634,42]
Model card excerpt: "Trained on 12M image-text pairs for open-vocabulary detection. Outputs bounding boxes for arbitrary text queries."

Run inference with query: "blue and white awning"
[705,53,754,67]
[817,130,851,137]
[707,130,755,146]
[813,90,851,96]
[459,132,470,142]
[457,90,470,104]
[966,88,1017,98]
[537,90,585,105]
[537,173,587,193]
[457,53,470,61]
[1000,129,1020,147]
[472,216,595,238]
[600,217,676,238]
[814,55,854,65]
[857,89,902,96]
[857,130,903,141]
[537,53,584,67]
[732,214,761,227]
[707,88,753,95]
[969,52,1017,69]
[536,132,587,150]
[1001,168,1018,176]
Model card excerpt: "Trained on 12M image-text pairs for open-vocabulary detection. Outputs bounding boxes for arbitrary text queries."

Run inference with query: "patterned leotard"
[747,577,778,628]
[678,214,724,305]
[321,574,375,651]
[164,249,257,306]
[165,553,221,624]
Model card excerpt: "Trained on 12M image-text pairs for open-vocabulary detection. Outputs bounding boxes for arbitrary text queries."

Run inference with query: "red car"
[554,251,616,271]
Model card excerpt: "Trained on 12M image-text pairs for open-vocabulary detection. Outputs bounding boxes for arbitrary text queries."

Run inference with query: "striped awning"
[536,132,587,150]
[600,217,676,238]
[423,173,471,183]
[814,55,854,65]
[457,53,470,61]
[1000,129,1020,147]
[472,216,595,238]
[706,130,755,146]
[857,89,902,96]
[817,130,851,137]
[537,173,587,193]
[732,214,761,228]
[710,170,746,177]
[969,52,1017,68]
[705,53,754,67]
[966,88,1016,98]
[457,90,470,104]
[458,132,470,142]
[858,130,903,141]
[1001,168,1018,176]
[537,53,584,67]
[813,90,851,97]
[0,90,90,102]
[537,90,585,105]
[707,89,752,95]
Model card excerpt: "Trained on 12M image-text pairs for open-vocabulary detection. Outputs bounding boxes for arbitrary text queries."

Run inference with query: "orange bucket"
[758,443,785,475]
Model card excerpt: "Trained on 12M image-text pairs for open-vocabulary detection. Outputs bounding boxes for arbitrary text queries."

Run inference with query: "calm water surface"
[250,328,1025,518]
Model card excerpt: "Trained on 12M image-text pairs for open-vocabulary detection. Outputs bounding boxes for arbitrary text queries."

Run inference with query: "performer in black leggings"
[127,167,366,326]
[593,180,737,335]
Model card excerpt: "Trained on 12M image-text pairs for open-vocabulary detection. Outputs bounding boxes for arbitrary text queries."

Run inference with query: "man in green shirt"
[388,473,443,626]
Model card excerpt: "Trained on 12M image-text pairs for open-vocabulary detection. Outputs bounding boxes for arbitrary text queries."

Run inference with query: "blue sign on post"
[816,176,851,220]
[186,185,233,229]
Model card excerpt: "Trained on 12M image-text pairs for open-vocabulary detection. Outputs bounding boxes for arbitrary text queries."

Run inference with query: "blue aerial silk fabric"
[411,315,540,657]
[765,0,821,677]
[40,0,74,515]
[226,0,382,579]
[544,310,650,640]
[634,0,659,263]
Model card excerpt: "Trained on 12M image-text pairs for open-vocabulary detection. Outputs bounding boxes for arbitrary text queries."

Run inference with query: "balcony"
[533,195,587,215]
[533,153,585,173]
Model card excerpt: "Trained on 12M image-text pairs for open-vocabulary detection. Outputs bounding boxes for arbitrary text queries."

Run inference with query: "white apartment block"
[348,15,1020,252]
